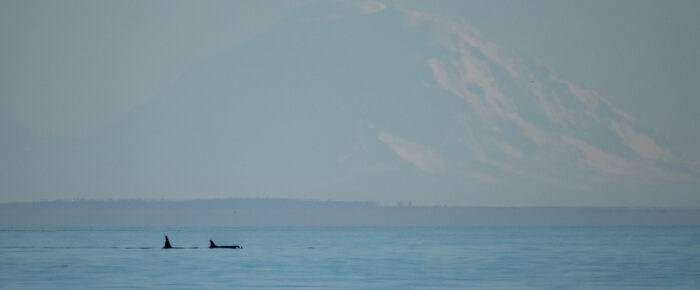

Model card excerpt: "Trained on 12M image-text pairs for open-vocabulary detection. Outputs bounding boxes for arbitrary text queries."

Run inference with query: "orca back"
[209,240,242,249]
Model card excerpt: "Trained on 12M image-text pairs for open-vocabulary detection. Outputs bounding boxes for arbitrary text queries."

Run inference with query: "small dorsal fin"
[164,235,172,249]
[210,240,216,248]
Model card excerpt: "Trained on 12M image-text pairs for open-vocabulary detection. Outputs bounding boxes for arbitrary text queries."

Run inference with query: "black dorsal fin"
[164,235,172,249]
[210,240,216,248]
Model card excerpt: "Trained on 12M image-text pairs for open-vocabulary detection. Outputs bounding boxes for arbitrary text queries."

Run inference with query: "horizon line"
[2,197,699,209]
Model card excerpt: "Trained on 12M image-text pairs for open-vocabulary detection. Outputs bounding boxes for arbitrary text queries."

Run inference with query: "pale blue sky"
[1,0,699,206]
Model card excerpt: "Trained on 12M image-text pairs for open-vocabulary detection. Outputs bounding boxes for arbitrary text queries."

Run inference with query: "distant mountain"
[2,199,700,228]
[1,3,697,206]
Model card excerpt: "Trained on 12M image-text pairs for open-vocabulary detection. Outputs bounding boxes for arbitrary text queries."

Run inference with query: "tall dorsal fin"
[164,235,172,249]
[210,240,216,248]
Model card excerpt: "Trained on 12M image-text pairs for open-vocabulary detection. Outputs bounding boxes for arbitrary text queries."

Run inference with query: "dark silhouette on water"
[209,240,242,249]
[163,235,184,249]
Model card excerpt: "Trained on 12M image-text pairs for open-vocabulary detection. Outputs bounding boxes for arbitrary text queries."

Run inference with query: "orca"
[163,235,184,249]
[209,240,242,249]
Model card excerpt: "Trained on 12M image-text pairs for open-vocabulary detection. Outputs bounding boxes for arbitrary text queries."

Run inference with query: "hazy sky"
[1,0,699,206]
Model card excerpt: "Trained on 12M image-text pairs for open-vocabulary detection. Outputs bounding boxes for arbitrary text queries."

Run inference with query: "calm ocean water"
[1,227,699,289]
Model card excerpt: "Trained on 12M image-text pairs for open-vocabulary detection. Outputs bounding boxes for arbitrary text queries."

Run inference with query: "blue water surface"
[1,226,699,289]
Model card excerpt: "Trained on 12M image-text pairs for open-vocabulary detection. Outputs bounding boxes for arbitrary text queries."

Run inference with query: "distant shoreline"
[2,198,700,227]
